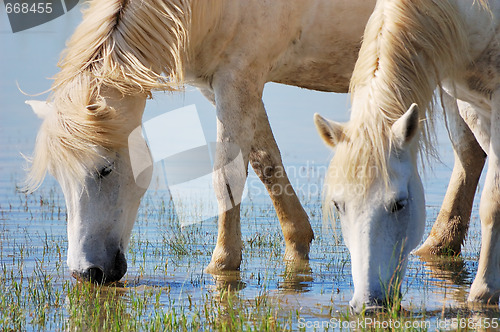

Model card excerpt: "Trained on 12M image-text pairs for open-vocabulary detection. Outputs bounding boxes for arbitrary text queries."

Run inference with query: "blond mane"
[326,0,485,202]
[25,0,223,192]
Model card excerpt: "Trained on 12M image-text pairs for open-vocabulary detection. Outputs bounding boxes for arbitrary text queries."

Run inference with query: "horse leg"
[249,108,314,262]
[416,93,486,256]
[468,101,500,304]
[200,83,313,267]
[204,72,260,273]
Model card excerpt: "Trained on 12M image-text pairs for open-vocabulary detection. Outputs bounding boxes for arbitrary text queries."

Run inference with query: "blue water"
[0,3,496,330]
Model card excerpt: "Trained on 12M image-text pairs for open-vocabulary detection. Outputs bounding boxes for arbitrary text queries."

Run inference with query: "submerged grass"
[0,175,499,331]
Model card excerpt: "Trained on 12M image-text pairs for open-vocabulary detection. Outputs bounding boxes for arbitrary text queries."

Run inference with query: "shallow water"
[1,5,499,331]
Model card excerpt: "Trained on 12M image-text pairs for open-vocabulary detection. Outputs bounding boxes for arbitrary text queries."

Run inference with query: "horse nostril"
[70,251,127,284]
[350,298,386,315]
[71,266,106,284]
[107,250,127,283]
[87,266,106,284]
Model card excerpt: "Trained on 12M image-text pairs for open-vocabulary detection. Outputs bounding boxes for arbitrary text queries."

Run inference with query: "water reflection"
[206,271,250,329]
[211,270,247,292]
[421,255,470,284]
[278,260,313,293]
[419,255,471,304]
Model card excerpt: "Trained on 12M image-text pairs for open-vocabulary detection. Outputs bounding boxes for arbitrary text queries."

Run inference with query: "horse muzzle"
[350,298,386,315]
[349,289,402,314]
[349,288,388,314]
[71,250,127,284]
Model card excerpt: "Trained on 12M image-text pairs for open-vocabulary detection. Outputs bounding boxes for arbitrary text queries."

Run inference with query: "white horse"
[25,0,377,283]
[315,0,499,313]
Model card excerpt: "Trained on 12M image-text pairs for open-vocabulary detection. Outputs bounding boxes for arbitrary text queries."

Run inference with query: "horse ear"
[314,113,344,148]
[26,100,54,119]
[392,103,419,148]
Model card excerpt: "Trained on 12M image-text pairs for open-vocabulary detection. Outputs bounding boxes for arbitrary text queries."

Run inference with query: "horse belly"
[269,43,360,93]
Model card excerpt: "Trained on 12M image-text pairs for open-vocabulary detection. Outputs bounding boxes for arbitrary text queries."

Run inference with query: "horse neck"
[186,0,235,74]
[350,0,470,123]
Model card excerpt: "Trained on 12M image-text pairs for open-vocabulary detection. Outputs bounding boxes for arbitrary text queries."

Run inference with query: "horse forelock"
[323,114,392,202]
[336,0,477,200]
[24,87,127,193]
[24,70,130,193]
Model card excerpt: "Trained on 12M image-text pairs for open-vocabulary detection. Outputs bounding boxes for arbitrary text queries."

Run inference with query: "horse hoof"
[205,249,241,275]
[204,261,240,275]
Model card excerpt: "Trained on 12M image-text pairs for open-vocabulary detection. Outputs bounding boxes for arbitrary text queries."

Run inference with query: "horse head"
[26,91,150,284]
[315,104,426,313]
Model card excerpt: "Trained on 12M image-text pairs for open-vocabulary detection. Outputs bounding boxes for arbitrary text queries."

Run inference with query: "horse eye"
[97,164,113,179]
[390,199,407,213]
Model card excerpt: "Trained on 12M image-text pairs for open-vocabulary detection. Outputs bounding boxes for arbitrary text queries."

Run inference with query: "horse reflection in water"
[419,255,471,306]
